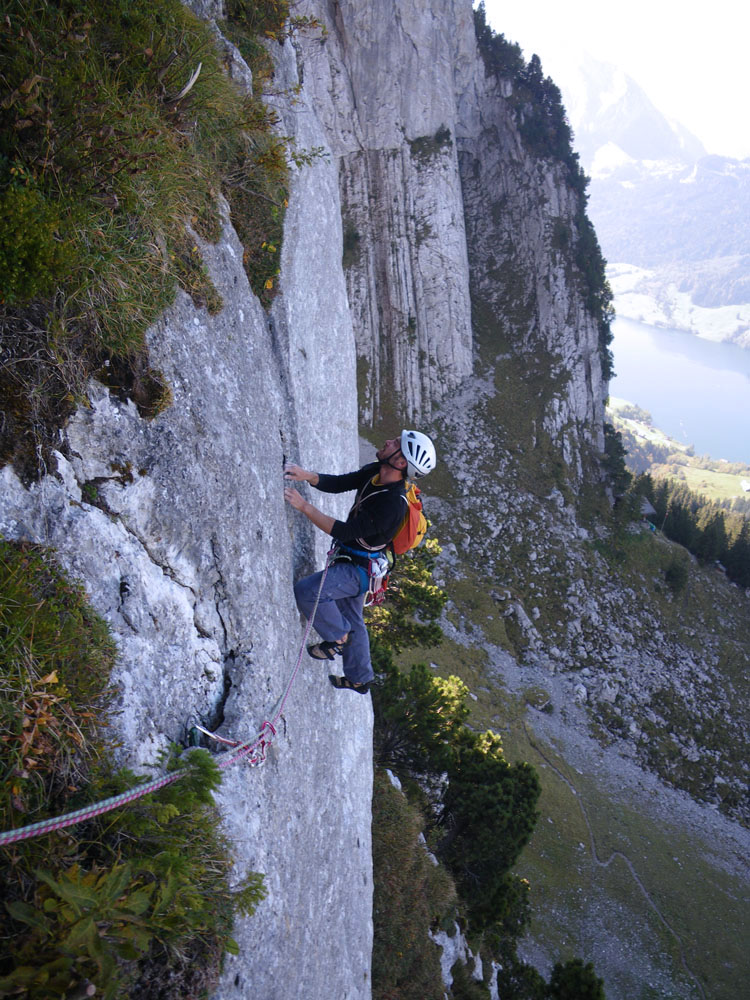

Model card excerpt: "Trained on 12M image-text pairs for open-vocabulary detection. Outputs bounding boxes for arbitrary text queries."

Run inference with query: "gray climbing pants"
[293,561,374,686]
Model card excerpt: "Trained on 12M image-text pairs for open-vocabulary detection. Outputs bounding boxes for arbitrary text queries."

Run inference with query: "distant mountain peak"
[561,55,706,170]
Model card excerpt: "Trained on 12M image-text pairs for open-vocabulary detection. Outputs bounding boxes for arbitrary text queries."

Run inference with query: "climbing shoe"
[307,636,350,660]
[328,674,370,694]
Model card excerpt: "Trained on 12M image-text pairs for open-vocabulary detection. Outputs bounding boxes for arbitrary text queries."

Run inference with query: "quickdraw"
[363,551,392,607]
[190,719,278,768]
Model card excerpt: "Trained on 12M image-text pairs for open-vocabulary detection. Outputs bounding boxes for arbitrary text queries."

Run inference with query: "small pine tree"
[546,958,606,999]
[603,423,632,497]
[664,558,689,596]
[367,538,446,652]
[695,509,728,564]
[436,730,541,931]
[725,520,750,587]
[372,648,469,777]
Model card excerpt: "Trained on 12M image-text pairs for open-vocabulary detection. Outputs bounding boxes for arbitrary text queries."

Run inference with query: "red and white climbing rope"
[0,550,334,848]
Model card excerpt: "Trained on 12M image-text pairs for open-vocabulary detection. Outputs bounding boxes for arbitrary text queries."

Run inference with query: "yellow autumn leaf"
[264,278,274,290]
[39,671,58,685]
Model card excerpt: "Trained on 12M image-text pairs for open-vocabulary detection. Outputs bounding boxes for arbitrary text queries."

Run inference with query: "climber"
[283,430,436,694]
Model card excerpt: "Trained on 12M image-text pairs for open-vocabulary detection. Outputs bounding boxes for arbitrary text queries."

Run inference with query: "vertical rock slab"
[218,38,373,1000]
[339,141,473,424]
[455,66,607,470]
[296,0,475,427]
[0,189,372,995]
[295,0,606,476]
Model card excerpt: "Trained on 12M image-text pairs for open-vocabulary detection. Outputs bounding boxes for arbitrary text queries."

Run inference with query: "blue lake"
[609,317,750,464]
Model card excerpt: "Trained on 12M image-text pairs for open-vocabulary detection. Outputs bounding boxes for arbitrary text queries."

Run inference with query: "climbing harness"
[329,543,391,607]
[0,550,336,848]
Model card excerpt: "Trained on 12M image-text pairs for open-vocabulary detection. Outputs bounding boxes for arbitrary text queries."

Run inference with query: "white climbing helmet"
[400,429,436,479]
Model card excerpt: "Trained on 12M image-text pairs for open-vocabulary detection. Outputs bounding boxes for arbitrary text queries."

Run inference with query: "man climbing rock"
[284,430,436,694]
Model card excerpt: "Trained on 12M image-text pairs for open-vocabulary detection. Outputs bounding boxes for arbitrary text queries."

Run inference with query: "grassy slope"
[394,537,749,999]
[658,464,748,503]
[508,726,747,1000]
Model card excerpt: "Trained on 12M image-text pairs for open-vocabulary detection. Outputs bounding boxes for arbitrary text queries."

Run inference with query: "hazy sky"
[480,0,750,159]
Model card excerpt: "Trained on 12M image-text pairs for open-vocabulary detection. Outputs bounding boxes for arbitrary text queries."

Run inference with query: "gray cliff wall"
[455,70,606,471]
[0,18,373,999]
[297,0,476,426]
[297,0,605,473]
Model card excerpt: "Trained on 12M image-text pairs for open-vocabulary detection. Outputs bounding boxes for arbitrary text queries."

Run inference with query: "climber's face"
[376,438,406,475]
[376,439,402,463]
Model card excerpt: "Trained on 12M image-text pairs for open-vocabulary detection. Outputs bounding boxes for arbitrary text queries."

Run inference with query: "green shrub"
[0,541,265,999]
[436,730,540,933]
[664,557,688,595]
[225,0,290,38]
[0,184,71,305]
[473,3,524,79]
[0,540,116,821]
[495,956,546,1000]
[449,958,491,999]
[373,652,469,777]
[2,752,266,1000]
[603,423,632,497]
[547,958,606,999]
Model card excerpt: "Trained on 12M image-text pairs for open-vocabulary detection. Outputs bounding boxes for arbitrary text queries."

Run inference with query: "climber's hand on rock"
[284,463,307,482]
[284,487,306,511]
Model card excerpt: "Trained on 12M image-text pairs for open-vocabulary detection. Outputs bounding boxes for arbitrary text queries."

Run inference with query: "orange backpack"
[391,482,428,555]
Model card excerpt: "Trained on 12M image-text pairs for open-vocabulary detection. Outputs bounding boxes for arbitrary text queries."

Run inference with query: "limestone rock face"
[297,0,476,425]
[296,0,605,472]
[455,73,606,472]
[0,56,372,1000]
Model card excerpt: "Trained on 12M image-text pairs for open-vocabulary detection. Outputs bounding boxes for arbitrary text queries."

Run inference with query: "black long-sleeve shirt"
[315,462,406,550]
